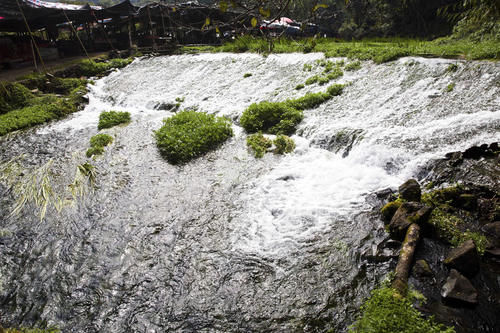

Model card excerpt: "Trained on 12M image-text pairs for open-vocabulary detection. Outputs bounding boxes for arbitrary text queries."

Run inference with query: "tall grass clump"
[98,111,131,130]
[154,110,233,164]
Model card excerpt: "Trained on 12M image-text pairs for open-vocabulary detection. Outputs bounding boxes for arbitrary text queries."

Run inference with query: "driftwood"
[392,223,421,296]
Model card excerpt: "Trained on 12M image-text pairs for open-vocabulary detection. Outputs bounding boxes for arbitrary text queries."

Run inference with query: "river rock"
[389,202,432,238]
[482,222,500,240]
[441,269,478,305]
[444,239,480,277]
[413,259,433,277]
[398,179,422,202]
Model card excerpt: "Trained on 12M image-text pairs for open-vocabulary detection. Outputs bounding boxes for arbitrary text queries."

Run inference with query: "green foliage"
[86,133,114,157]
[350,286,455,333]
[217,37,500,62]
[0,102,64,136]
[76,58,133,77]
[273,135,296,154]
[5,327,60,333]
[154,110,233,164]
[240,101,303,135]
[98,111,131,130]
[241,83,345,135]
[0,82,33,114]
[295,84,305,90]
[247,132,272,158]
[446,83,455,92]
[303,63,313,71]
[20,74,86,95]
[243,73,253,78]
[345,60,362,71]
[305,75,320,85]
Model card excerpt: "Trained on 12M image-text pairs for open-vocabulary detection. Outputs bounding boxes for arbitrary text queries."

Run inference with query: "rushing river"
[0,54,499,332]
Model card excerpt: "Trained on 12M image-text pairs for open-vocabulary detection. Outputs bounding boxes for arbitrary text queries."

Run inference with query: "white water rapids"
[1,53,499,332]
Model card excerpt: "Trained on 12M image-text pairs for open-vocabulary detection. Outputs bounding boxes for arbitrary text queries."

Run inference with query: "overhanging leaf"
[251,17,258,27]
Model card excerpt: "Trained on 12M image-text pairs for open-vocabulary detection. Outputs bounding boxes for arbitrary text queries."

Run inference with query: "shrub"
[247,132,272,158]
[350,286,455,333]
[86,146,104,158]
[0,82,33,114]
[98,111,131,130]
[240,101,303,135]
[154,110,233,164]
[274,135,295,154]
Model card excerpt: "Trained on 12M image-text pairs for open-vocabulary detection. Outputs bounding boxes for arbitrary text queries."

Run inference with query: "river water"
[0,54,499,332]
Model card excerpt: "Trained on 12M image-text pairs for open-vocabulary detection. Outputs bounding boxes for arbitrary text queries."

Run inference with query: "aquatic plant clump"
[154,110,233,164]
[350,286,455,333]
[98,111,131,130]
[246,132,272,158]
[240,101,303,135]
[86,133,114,158]
[273,135,295,154]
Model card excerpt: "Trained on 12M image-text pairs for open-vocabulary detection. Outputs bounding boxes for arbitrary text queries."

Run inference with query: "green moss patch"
[154,110,233,164]
[241,84,345,135]
[0,82,34,114]
[274,135,296,154]
[247,132,272,158]
[5,327,60,333]
[345,61,362,71]
[381,198,404,222]
[350,286,455,333]
[86,133,114,158]
[98,111,131,130]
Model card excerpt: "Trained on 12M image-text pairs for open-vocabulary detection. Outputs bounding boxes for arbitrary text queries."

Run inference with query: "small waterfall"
[0,53,499,332]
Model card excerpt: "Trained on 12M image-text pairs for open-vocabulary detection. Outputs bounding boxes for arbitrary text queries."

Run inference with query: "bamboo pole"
[62,9,92,61]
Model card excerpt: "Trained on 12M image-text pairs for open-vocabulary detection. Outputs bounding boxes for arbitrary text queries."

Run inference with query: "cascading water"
[0,53,499,332]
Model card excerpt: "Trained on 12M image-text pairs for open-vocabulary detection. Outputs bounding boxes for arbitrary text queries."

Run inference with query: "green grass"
[246,132,272,158]
[345,60,362,71]
[241,83,345,135]
[274,135,295,154]
[216,36,500,62]
[98,111,131,130]
[350,286,455,333]
[154,110,233,164]
[0,82,34,114]
[86,133,114,158]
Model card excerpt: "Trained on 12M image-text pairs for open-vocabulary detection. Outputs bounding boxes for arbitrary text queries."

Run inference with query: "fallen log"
[392,223,421,296]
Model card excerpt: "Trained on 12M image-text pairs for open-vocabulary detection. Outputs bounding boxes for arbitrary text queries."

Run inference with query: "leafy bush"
[247,132,272,158]
[350,286,455,333]
[0,82,33,114]
[98,111,131,130]
[154,110,233,164]
[240,101,303,135]
[274,135,295,154]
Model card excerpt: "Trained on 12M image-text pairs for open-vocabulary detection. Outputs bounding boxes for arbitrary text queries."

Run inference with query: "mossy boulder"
[389,202,432,239]
[240,101,303,135]
[398,179,421,202]
[154,110,233,164]
[247,132,272,158]
[381,199,403,222]
[0,82,34,114]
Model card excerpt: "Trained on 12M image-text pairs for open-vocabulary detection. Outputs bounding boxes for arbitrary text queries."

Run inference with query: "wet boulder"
[444,239,480,277]
[398,179,421,202]
[413,259,433,278]
[441,269,478,305]
[389,202,432,238]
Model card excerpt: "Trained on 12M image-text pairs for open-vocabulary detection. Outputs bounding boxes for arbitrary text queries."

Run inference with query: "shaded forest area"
[52,0,499,40]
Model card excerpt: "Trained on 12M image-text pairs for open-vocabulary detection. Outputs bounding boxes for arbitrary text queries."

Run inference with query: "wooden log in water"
[392,223,421,296]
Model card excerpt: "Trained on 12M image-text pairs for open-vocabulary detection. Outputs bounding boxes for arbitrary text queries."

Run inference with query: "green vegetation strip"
[215,36,499,63]
[86,133,114,158]
[98,111,131,130]
[350,285,454,332]
[241,83,344,135]
[154,110,233,164]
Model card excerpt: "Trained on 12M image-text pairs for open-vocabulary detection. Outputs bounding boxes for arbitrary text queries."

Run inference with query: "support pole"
[31,40,38,71]
[62,9,91,61]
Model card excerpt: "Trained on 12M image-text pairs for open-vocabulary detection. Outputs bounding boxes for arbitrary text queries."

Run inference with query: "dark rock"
[389,202,432,238]
[413,259,433,277]
[462,145,494,159]
[456,194,477,211]
[444,151,463,166]
[444,239,480,277]
[441,269,478,305]
[484,248,500,257]
[398,179,421,202]
[478,198,500,223]
[375,188,394,199]
[489,142,498,151]
[482,222,500,240]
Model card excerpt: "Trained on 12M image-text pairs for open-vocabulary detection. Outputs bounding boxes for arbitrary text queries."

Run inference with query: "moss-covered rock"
[247,132,272,158]
[381,198,404,222]
[273,135,295,155]
[0,82,34,114]
[240,101,303,135]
